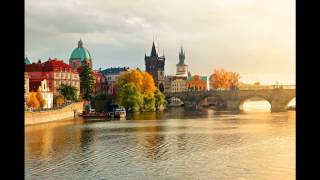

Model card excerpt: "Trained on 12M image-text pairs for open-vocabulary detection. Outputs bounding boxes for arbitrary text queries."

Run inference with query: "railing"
[165,85,296,95]
[25,101,82,112]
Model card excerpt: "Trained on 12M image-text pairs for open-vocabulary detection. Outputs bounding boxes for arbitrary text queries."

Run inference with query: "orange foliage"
[55,95,65,105]
[211,69,240,89]
[141,72,156,95]
[186,75,207,91]
[27,92,40,109]
[36,87,46,108]
[117,69,156,95]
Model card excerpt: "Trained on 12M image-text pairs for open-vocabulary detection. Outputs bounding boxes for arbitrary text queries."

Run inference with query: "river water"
[25,102,295,180]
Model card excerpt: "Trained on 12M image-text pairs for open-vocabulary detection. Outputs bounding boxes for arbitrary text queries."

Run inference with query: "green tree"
[80,61,95,99]
[119,83,143,112]
[154,88,166,109]
[143,95,156,111]
[58,84,78,101]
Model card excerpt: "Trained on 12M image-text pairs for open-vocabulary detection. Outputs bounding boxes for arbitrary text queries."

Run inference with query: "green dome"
[70,40,92,61]
[25,57,32,64]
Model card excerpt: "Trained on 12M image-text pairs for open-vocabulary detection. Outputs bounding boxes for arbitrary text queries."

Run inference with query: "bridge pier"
[225,100,241,111]
[270,100,288,112]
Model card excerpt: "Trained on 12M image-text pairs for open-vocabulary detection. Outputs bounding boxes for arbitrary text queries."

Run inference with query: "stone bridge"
[165,88,295,112]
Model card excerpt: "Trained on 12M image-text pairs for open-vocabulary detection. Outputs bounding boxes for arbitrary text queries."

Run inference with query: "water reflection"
[25,103,295,180]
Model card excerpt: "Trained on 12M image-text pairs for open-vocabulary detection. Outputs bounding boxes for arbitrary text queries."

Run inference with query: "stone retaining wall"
[25,102,83,125]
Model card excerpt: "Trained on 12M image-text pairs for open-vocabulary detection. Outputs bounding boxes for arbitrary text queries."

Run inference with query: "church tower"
[176,45,188,77]
[145,40,165,92]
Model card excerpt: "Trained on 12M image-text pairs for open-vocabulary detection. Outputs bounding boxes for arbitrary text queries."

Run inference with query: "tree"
[36,87,46,108]
[229,72,240,89]
[27,92,40,109]
[143,94,156,111]
[116,70,166,112]
[119,83,143,112]
[154,88,166,109]
[58,84,78,101]
[54,95,65,106]
[80,60,95,100]
[141,72,156,95]
[211,69,240,90]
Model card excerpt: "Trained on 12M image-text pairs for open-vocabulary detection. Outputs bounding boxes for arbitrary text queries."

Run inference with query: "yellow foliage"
[141,72,156,95]
[117,70,156,95]
[186,75,207,91]
[36,87,46,108]
[55,95,65,105]
[211,69,240,89]
[27,92,40,109]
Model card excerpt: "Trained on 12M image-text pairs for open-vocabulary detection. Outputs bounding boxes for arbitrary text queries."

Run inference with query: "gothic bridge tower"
[145,40,165,92]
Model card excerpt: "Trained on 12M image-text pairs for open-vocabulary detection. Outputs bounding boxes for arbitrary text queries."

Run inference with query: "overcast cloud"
[25,0,295,84]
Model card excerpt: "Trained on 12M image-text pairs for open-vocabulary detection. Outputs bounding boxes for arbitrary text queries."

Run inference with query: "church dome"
[70,39,92,61]
[25,57,32,64]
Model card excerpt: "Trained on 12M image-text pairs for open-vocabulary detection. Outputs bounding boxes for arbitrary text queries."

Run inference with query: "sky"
[25,0,295,85]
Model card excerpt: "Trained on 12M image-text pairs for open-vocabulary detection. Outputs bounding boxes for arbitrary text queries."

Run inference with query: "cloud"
[25,0,295,84]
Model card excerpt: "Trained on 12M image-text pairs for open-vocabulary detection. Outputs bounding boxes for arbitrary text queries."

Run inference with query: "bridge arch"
[197,94,224,107]
[239,95,272,112]
[285,97,296,109]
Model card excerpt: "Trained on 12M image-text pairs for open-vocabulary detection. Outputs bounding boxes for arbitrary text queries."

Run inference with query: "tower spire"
[78,39,83,48]
[151,38,158,57]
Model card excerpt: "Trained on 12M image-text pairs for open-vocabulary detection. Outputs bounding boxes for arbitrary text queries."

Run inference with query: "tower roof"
[150,40,159,57]
[178,45,186,65]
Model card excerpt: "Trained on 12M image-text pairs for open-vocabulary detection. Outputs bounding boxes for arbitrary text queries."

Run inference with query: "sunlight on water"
[287,98,296,107]
[242,99,271,112]
[25,108,295,180]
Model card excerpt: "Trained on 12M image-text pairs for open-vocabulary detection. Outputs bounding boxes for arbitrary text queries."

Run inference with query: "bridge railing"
[165,85,296,95]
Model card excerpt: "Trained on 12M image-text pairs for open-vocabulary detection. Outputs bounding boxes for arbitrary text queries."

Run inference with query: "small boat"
[106,104,126,118]
[114,107,126,118]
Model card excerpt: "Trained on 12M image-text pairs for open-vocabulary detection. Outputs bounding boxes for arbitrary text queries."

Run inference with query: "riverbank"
[25,102,83,126]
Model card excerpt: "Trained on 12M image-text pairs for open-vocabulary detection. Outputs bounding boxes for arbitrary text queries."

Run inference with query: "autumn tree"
[54,95,65,106]
[211,69,240,90]
[27,92,40,109]
[154,89,166,110]
[116,70,165,112]
[141,72,156,95]
[36,88,46,108]
[119,83,143,112]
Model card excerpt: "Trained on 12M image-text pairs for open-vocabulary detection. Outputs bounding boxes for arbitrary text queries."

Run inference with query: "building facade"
[171,78,187,93]
[176,46,188,77]
[92,70,108,96]
[101,67,130,95]
[164,75,176,93]
[25,58,80,97]
[25,72,29,108]
[39,79,53,109]
[69,39,93,69]
[186,75,208,91]
[145,41,165,92]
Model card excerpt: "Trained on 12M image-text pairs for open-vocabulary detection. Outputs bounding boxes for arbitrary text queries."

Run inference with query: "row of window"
[55,73,79,79]
[55,80,79,87]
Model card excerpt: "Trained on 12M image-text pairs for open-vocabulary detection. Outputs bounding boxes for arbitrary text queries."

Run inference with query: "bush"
[54,95,65,106]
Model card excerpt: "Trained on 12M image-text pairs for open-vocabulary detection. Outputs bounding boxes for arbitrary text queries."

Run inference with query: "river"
[25,102,295,180]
